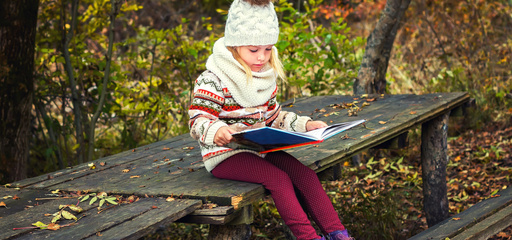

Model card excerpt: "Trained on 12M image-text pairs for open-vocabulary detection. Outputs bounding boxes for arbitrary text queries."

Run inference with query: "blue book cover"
[228,119,366,153]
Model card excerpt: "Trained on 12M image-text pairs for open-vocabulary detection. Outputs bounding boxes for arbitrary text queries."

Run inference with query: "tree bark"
[353,0,411,95]
[0,0,40,183]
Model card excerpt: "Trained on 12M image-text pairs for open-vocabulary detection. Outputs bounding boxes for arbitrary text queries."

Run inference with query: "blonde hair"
[227,46,286,83]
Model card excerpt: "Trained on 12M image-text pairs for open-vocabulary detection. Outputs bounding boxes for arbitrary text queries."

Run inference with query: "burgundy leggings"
[211,151,345,240]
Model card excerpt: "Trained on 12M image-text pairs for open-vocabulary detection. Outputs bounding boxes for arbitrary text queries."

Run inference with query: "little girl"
[188,0,353,239]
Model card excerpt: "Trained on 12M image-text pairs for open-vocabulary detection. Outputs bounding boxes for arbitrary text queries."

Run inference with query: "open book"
[228,119,366,153]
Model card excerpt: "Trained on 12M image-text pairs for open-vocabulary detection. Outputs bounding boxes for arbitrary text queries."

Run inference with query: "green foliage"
[275,0,364,99]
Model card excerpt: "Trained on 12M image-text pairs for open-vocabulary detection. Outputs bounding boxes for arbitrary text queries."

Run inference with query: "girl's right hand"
[214,126,236,146]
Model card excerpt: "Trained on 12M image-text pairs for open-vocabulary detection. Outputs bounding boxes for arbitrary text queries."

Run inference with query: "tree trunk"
[353,0,411,95]
[0,0,40,183]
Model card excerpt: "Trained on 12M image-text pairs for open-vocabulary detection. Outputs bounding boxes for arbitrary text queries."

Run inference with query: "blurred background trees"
[1,0,510,187]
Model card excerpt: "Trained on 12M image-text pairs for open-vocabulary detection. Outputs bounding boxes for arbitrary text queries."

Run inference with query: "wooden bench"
[1,93,470,239]
[409,186,512,240]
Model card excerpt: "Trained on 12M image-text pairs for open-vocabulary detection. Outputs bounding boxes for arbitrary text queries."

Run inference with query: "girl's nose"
[257,53,264,61]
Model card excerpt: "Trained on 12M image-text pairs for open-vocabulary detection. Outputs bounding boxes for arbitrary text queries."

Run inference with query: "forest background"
[1,0,512,239]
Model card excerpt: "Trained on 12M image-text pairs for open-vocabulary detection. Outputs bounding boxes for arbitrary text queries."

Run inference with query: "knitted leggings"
[211,151,345,240]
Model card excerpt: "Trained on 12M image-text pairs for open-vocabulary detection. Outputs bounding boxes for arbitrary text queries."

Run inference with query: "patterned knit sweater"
[188,71,313,172]
[188,38,311,172]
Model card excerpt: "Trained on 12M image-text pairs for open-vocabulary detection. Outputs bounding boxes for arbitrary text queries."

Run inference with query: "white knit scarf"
[205,37,278,108]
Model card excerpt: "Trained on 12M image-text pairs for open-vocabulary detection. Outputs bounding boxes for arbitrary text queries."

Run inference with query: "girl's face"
[237,45,273,72]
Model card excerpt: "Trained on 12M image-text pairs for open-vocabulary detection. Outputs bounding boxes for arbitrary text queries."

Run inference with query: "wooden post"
[421,112,450,227]
[208,205,253,240]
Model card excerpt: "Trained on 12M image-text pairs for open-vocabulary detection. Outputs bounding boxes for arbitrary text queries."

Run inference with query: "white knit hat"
[224,0,279,46]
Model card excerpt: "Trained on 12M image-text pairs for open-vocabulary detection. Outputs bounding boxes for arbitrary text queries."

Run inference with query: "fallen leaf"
[32,221,48,229]
[51,189,60,194]
[47,223,61,230]
[379,121,387,124]
[0,201,6,207]
[166,197,175,202]
[151,206,158,209]
[99,162,106,166]
[132,149,136,152]
[130,175,140,178]
[122,169,130,173]
[127,195,137,203]
[88,163,96,170]
[62,210,77,220]
[452,217,461,221]
[163,147,170,150]
[366,98,376,102]
[410,111,417,114]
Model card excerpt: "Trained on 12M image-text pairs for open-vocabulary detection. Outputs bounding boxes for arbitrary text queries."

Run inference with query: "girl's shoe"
[327,229,354,240]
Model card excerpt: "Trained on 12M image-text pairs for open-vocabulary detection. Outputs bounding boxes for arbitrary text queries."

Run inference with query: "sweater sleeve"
[188,72,228,145]
[265,92,311,133]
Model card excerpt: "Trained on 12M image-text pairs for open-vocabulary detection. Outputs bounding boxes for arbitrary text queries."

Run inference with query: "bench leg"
[421,112,450,227]
[208,224,251,240]
[208,205,253,240]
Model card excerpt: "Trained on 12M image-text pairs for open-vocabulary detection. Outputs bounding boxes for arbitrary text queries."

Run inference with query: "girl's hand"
[306,120,328,131]
[214,126,236,146]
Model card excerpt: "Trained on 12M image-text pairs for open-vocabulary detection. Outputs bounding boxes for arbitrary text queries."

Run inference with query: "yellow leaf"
[88,163,96,170]
[122,169,130,173]
[0,201,6,207]
[51,189,60,194]
[62,210,77,221]
[379,121,387,124]
[166,197,175,202]
[68,205,83,213]
[32,221,48,228]
[410,111,417,114]
[130,175,140,178]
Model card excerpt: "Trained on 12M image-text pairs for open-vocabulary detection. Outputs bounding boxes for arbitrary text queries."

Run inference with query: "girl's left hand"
[306,120,328,131]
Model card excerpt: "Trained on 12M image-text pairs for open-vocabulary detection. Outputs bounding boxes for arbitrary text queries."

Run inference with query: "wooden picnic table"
[0,92,469,239]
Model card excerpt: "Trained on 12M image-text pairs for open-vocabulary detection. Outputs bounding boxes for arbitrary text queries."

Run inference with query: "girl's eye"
[265,48,272,51]
[250,49,258,53]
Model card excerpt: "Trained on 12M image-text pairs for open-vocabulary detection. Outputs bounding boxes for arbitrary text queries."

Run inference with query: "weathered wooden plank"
[290,93,469,172]
[20,136,198,190]
[452,204,512,240]
[179,206,239,225]
[11,134,194,189]
[85,198,202,240]
[11,198,201,240]
[0,188,53,218]
[0,198,97,239]
[409,186,512,240]
[44,148,203,192]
